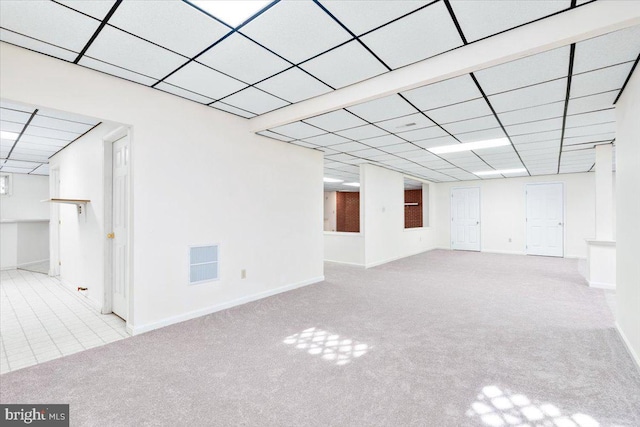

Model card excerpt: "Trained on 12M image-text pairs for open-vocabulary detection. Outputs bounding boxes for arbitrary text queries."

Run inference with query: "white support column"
[595,144,614,240]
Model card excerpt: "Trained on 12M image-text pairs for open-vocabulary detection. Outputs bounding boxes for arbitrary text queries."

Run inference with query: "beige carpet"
[1,250,639,426]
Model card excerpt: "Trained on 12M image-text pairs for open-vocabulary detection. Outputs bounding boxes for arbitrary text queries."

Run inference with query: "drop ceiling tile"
[442,115,500,135]
[300,40,388,89]
[290,140,319,149]
[211,102,256,119]
[361,134,406,148]
[319,0,429,36]
[24,127,77,141]
[360,1,463,69]
[570,62,633,98]
[0,1,100,52]
[0,100,33,113]
[2,159,41,170]
[56,0,116,20]
[16,136,67,148]
[347,95,416,123]
[426,98,493,124]
[336,125,388,141]
[412,135,459,150]
[270,122,326,140]
[489,78,567,113]
[329,141,371,153]
[0,108,32,124]
[302,133,351,147]
[379,143,421,154]
[155,82,215,105]
[498,102,565,126]
[304,110,367,132]
[30,115,94,134]
[220,87,289,115]
[505,117,563,136]
[375,113,435,133]
[256,67,332,103]
[0,121,24,133]
[79,56,158,86]
[449,0,569,42]
[565,109,615,128]
[573,25,640,74]
[109,0,229,57]
[197,34,291,85]
[564,123,616,138]
[0,166,37,174]
[402,75,481,112]
[474,46,570,95]
[567,91,617,115]
[36,108,98,126]
[350,148,387,158]
[9,153,50,163]
[0,28,78,62]
[516,140,561,151]
[397,126,449,143]
[511,130,562,145]
[239,1,352,64]
[456,128,506,143]
[85,26,186,80]
[325,153,359,162]
[164,61,246,100]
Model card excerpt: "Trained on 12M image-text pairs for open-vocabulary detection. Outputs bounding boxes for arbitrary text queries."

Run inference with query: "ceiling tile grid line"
[73,0,123,64]
[614,52,640,104]
[557,44,577,173]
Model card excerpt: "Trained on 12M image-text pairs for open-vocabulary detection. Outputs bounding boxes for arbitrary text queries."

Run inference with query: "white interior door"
[526,183,564,257]
[111,135,129,320]
[451,187,481,251]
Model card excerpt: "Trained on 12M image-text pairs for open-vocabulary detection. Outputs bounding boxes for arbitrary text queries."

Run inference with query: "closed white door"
[451,187,481,251]
[112,135,129,320]
[526,183,563,257]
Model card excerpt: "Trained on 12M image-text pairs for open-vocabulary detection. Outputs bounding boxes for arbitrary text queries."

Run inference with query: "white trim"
[615,322,640,372]
[365,248,436,269]
[480,250,526,256]
[129,276,325,335]
[17,258,49,268]
[588,281,616,290]
[324,260,365,267]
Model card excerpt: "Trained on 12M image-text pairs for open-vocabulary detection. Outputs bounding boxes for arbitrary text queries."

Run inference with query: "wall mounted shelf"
[42,198,90,214]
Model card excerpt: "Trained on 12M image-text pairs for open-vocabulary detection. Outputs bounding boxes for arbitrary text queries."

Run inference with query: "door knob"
[107,232,115,239]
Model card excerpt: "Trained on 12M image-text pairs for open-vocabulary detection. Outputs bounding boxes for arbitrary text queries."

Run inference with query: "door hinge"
[58,261,61,266]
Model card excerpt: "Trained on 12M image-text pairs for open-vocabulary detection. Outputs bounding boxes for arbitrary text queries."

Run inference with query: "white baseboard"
[1,265,17,271]
[130,275,325,335]
[17,258,49,268]
[365,247,435,269]
[589,281,616,290]
[324,259,365,267]
[480,249,526,256]
[615,322,640,372]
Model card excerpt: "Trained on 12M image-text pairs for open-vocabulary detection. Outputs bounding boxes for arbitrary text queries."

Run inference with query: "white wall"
[0,43,324,334]
[0,173,49,220]
[362,164,438,268]
[16,221,49,266]
[615,67,640,367]
[324,232,365,266]
[323,191,337,231]
[433,173,596,258]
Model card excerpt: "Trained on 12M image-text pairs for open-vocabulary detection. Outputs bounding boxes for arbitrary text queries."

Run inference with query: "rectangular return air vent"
[189,245,219,284]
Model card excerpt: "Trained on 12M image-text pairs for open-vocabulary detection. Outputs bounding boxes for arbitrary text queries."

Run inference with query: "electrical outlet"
[241,269,246,279]
[508,238,512,243]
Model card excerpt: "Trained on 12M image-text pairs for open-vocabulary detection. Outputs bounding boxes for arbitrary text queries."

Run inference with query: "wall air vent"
[189,245,219,284]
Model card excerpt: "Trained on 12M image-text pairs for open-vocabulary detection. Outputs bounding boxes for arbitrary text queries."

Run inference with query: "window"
[0,173,12,196]
[404,177,429,228]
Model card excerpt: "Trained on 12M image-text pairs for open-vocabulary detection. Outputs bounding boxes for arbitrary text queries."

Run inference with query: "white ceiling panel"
[379,143,421,154]
[573,25,640,74]
[302,133,351,147]
[109,0,229,58]
[402,75,481,112]
[426,98,493,124]
[0,121,24,133]
[256,67,332,103]
[412,135,459,150]
[474,46,569,95]
[449,0,569,42]
[270,122,326,140]
[164,61,246,100]
[329,141,371,153]
[489,78,567,113]
[155,82,215,105]
[564,123,616,138]
[239,1,351,64]
[56,0,116,20]
[304,110,367,132]
[17,136,67,148]
[256,130,293,142]
[1,159,41,170]
[375,113,435,133]
[31,163,49,175]
[516,140,561,151]
[79,56,157,86]
[498,101,565,126]
[36,108,98,126]
[442,115,500,135]
[456,128,506,143]
[216,87,289,115]
[300,40,388,89]
[211,102,255,119]
[0,28,78,62]
[0,166,39,173]
[197,34,290,85]
[336,125,388,141]
[30,115,94,134]
[565,109,615,128]
[0,108,32,124]
[85,26,186,80]
[570,62,633,98]
[360,1,463,69]
[567,91,617,115]
[319,0,429,36]
[0,0,100,52]
[24,127,78,141]
[0,100,33,113]
[505,117,563,136]
[397,126,448,143]
[347,95,416,123]
[350,148,387,158]
[361,134,407,148]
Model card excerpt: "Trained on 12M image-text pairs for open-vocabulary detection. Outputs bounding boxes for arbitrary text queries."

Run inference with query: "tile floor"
[0,269,128,374]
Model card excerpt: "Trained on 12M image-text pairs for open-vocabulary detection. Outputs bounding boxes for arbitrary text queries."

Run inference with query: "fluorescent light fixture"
[323,177,343,183]
[0,131,19,141]
[189,1,271,27]
[428,138,510,154]
[343,182,360,187]
[473,168,527,176]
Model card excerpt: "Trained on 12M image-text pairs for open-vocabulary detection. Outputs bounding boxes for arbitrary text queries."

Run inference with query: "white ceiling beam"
[249,0,640,132]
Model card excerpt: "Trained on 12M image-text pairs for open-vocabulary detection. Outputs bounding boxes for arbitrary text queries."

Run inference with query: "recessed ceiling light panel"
[0,131,19,141]
[428,138,510,154]
[473,168,527,176]
[323,177,343,183]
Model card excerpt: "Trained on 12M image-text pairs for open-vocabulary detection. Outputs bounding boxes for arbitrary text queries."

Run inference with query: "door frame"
[450,186,481,251]
[102,126,133,331]
[524,182,565,257]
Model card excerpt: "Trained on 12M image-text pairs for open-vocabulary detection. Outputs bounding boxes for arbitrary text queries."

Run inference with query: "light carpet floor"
[1,250,639,426]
